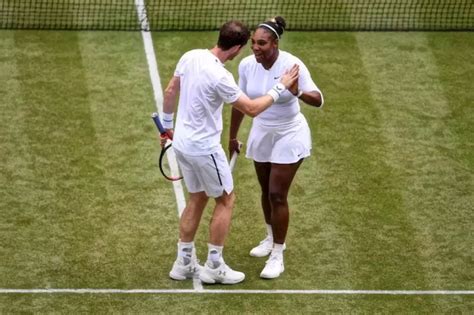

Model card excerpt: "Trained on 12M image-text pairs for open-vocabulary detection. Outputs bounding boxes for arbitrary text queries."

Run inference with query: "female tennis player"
[229,16,324,279]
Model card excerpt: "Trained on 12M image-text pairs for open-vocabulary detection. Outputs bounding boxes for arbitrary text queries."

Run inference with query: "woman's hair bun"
[273,16,286,30]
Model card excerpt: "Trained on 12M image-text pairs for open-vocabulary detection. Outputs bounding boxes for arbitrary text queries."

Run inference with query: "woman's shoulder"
[279,50,303,65]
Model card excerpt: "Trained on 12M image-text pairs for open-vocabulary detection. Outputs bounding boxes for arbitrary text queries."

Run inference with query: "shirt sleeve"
[298,62,319,93]
[298,61,324,106]
[174,52,190,77]
[215,72,243,104]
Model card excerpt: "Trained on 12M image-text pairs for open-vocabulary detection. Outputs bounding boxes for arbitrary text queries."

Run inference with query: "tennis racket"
[151,112,183,181]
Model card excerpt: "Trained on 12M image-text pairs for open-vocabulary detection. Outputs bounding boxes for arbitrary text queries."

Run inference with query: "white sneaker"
[169,250,202,280]
[249,237,286,257]
[199,262,245,284]
[260,254,284,279]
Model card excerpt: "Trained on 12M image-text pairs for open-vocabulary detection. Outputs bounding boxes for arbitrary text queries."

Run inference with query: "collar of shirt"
[207,49,225,67]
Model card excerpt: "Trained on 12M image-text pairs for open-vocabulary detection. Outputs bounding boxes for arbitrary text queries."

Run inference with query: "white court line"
[1,289,472,295]
[135,0,186,217]
[134,0,202,292]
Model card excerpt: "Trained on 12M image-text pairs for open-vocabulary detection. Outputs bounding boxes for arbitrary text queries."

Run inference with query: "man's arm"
[231,64,299,117]
[163,76,180,115]
[229,107,245,154]
[161,76,180,139]
[231,93,275,118]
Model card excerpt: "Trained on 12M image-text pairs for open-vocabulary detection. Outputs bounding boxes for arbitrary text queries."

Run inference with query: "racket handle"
[229,141,243,172]
[151,112,167,135]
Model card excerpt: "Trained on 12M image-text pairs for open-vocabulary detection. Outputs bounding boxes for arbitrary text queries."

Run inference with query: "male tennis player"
[161,20,299,284]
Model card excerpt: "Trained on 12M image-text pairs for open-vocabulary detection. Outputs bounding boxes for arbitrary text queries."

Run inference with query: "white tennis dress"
[239,50,324,163]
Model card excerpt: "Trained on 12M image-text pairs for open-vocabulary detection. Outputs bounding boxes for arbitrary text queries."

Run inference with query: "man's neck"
[209,46,228,63]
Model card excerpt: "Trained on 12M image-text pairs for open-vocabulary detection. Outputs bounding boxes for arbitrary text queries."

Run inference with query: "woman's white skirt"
[246,113,312,164]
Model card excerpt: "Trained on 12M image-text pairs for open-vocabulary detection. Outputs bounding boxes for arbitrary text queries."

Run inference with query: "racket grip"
[151,112,167,135]
[229,152,238,171]
[229,141,243,172]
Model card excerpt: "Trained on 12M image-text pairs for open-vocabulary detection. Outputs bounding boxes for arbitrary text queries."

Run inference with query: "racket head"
[159,143,183,181]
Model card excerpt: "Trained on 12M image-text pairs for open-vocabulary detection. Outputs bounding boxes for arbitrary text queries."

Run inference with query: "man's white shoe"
[260,254,284,279]
[169,250,202,281]
[249,237,286,257]
[199,262,245,284]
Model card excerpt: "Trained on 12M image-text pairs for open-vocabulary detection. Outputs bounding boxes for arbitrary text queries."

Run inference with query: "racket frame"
[151,112,183,181]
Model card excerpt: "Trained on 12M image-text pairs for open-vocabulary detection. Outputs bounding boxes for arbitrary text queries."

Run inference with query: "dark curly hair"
[217,20,251,50]
[258,16,287,40]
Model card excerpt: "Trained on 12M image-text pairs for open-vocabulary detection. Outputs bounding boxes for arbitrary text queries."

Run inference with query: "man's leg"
[199,191,245,284]
[180,191,209,242]
[208,191,235,245]
[170,191,208,281]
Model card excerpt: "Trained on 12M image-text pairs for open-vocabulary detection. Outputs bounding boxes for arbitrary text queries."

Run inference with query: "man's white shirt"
[173,49,242,156]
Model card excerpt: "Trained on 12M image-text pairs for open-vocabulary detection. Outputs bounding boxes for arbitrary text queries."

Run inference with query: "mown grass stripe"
[77,31,184,288]
[10,31,110,288]
[283,32,431,292]
[425,33,474,289]
[356,32,473,292]
[0,31,40,289]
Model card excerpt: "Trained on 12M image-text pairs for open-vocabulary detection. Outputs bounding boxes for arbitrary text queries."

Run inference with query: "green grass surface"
[0,30,473,313]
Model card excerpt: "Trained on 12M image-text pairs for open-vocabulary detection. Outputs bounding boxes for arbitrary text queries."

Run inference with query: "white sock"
[178,240,194,265]
[207,243,224,268]
[272,243,285,257]
[266,224,273,240]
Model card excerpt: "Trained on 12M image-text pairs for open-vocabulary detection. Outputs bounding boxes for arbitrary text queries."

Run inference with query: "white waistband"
[254,112,303,129]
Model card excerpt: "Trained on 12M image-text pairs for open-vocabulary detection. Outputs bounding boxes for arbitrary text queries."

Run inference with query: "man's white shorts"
[246,113,312,164]
[174,147,233,198]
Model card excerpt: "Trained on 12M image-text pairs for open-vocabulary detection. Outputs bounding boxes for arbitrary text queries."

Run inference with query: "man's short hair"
[217,20,250,51]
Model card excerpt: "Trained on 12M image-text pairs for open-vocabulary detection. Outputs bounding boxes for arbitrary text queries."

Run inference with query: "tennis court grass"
[0,30,472,313]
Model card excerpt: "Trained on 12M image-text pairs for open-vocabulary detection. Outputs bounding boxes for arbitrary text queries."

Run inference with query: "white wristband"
[266,83,286,102]
[297,89,303,98]
[162,112,174,129]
